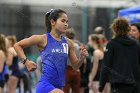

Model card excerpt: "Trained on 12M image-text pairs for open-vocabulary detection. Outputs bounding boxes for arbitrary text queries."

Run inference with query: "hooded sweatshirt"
[99,35,140,92]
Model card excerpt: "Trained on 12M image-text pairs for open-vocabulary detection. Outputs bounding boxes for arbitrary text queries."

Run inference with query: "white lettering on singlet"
[51,43,68,54]
[52,49,55,53]
[62,43,68,54]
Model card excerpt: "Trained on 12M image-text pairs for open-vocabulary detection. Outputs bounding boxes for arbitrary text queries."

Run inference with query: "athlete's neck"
[50,30,62,41]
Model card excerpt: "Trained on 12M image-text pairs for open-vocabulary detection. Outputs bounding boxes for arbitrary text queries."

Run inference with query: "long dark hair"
[45,9,66,33]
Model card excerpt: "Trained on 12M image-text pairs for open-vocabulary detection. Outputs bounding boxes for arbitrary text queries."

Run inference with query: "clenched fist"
[79,44,88,60]
[25,60,37,72]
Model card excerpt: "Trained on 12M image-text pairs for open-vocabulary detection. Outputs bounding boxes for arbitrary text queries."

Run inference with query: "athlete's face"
[129,26,140,40]
[53,13,68,33]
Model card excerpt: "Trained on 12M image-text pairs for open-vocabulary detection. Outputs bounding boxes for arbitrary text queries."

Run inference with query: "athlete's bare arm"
[0,50,6,73]
[14,34,46,71]
[66,38,88,70]
[14,35,46,59]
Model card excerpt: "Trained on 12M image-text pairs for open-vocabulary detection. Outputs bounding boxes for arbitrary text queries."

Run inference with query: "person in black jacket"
[98,17,140,93]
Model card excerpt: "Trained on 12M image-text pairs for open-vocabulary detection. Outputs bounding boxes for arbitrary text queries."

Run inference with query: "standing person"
[63,28,81,93]
[94,26,108,44]
[88,34,110,93]
[129,22,140,42]
[99,17,140,93]
[6,35,21,93]
[14,9,88,93]
[0,34,8,93]
[80,34,94,93]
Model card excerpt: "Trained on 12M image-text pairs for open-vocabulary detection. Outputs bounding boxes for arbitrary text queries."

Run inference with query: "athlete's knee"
[50,88,64,93]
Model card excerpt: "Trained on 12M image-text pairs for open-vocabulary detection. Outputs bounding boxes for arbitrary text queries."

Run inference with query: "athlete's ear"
[50,19,56,26]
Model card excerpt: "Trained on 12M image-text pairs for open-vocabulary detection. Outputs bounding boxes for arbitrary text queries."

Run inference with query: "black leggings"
[111,83,140,93]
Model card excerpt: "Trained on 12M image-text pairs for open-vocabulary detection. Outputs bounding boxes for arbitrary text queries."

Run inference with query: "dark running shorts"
[0,80,5,88]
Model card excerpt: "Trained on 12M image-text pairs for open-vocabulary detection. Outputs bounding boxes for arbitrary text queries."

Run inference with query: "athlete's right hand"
[25,60,37,72]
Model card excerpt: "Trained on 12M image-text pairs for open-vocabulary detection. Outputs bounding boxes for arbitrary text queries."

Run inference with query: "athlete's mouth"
[64,28,67,30]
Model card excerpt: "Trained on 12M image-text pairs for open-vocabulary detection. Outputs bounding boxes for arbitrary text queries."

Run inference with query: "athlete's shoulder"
[0,50,4,55]
[36,34,48,50]
[0,50,5,59]
[30,34,43,40]
[65,37,72,43]
[94,49,102,56]
[25,35,42,44]
[8,47,17,55]
[32,34,47,44]
[40,34,47,41]
[65,37,74,48]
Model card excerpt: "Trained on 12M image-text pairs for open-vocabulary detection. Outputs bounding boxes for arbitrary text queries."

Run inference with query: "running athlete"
[14,9,88,93]
[0,34,8,93]
[7,35,21,93]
